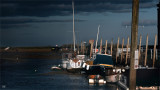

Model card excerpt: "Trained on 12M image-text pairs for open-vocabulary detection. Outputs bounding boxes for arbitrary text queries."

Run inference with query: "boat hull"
[106,74,120,83]
[62,60,68,69]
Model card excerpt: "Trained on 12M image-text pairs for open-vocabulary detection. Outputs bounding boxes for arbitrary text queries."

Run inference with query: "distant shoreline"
[0,47,62,64]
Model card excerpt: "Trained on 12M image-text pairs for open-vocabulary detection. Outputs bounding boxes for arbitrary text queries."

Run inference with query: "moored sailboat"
[61,1,85,73]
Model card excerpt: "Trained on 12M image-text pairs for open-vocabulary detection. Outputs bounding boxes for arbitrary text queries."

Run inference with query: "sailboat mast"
[72,1,76,52]
[95,25,100,53]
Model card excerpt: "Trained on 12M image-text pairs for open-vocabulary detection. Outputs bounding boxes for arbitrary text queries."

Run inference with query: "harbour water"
[0,58,122,90]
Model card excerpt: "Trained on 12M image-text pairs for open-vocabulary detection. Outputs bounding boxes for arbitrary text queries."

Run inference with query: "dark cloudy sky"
[0,0,159,47]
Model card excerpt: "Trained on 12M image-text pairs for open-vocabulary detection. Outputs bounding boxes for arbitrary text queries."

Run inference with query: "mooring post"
[125,36,129,65]
[105,40,108,54]
[90,44,93,59]
[81,41,83,53]
[89,40,94,59]
[121,38,124,63]
[153,35,157,67]
[138,35,142,64]
[129,0,139,90]
[144,34,148,66]
[82,42,85,55]
[111,38,113,55]
[116,37,120,63]
[77,43,79,55]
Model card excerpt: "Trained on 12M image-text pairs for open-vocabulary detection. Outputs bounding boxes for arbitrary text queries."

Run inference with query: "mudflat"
[0,47,62,65]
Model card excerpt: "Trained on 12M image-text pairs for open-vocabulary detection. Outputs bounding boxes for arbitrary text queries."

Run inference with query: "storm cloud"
[1,0,157,17]
[1,0,157,29]
[0,17,86,29]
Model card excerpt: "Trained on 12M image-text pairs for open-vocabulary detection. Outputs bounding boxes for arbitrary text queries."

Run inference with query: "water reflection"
[1,59,121,90]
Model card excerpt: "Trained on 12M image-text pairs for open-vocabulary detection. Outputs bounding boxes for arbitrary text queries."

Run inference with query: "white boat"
[67,55,85,69]
[61,1,86,72]
[66,55,86,73]
[61,53,86,73]
[61,53,72,69]
[51,65,61,70]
